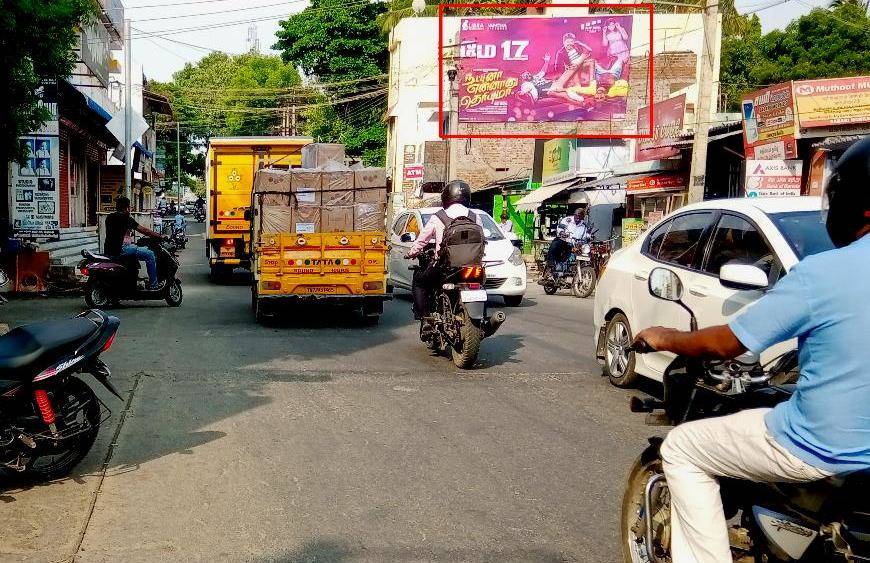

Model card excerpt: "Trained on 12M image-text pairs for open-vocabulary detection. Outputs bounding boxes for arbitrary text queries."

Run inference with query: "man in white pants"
[634,137,870,563]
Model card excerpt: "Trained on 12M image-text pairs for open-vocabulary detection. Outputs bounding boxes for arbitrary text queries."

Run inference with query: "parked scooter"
[78,237,182,308]
[0,266,121,479]
[621,266,866,563]
[412,245,505,368]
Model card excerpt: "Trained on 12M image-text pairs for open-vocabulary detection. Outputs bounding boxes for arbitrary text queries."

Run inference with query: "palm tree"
[829,0,869,10]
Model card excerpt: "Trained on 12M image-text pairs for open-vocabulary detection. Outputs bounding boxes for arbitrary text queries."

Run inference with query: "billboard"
[744,159,803,198]
[457,16,633,123]
[542,139,572,181]
[741,82,797,159]
[635,94,685,161]
[793,76,870,129]
[626,173,688,194]
[10,128,61,238]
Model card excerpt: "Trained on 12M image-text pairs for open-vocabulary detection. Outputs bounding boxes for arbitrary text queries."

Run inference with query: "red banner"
[626,173,688,194]
[635,94,686,161]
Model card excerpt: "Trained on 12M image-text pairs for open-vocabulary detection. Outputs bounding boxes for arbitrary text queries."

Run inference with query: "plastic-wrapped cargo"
[253,168,293,205]
[354,203,387,231]
[293,205,320,234]
[259,206,294,234]
[353,167,387,189]
[301,143,345,169]
[290,169,322,206]
[355,187,387,204]
[320,159,355,205]
[322,206,355,232]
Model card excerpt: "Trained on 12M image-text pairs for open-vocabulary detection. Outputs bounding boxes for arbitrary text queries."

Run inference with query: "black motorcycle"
[621,266,868,563]
[193,207,205,223]
[78,237,182,308]
[0,308,121,479]
[412,246,506,369]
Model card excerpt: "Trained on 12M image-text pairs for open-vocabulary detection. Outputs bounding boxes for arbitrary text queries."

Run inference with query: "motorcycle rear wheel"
[26,377,101,480]
[165,279,183,307]
[621,455,672,563]
[451,313,483,369]
[84,281,112,309]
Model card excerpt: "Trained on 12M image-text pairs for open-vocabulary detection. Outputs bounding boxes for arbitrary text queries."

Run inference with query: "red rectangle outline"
[438,3,655,140]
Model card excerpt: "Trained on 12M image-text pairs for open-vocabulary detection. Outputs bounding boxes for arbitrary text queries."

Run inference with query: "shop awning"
[133,140,154,159]
[514,176,583,212]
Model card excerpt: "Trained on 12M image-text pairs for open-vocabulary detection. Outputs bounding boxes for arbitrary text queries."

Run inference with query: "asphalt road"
[0,223,655,563]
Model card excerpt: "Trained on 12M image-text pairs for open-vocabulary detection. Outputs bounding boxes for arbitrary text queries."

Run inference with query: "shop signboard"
[744,159,803,198]
[403,165,424,180]
[741,82,797,160]
[626,173,688,194]
[621,218,647,246]
[793,76,870,131]
[542,138,572,181]
[458,16,633,123]
[635,94,685,161]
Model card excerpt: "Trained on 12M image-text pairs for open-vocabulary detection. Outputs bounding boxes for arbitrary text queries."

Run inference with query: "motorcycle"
[78,236,183,308]
[412,245,506,369]
[0,263,121,479]
[169,215,188,250]
[193,207,205,223]
[621,266,868,563]
[571,238,614,299]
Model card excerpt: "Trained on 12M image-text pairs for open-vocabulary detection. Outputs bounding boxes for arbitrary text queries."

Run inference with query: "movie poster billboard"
[635,94,685,161]
[741,83,798,160]
[793,76,870,130]
[457,16,633,123]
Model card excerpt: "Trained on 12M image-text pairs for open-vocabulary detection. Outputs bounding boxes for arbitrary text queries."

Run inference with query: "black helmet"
[823,136,870,248]
[442,179,471,208]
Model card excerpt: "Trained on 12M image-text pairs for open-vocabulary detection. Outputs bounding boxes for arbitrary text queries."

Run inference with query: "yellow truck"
[248,164,391,324]
[205,136,312,279]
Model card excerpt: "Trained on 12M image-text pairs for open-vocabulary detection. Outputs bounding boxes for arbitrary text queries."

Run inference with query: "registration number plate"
[460,289,488,303]
[303,286,338,294]
[220,247,235,258]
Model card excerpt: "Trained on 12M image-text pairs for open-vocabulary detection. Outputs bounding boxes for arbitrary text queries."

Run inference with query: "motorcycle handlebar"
[628,341,654,354]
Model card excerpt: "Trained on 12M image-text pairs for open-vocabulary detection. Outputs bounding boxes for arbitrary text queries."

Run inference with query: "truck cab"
[206,137,312,279]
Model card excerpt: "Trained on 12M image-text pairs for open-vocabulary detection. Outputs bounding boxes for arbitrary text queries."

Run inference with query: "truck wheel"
[254,296,267,324]
[360,301,382,326]
[209,264,229,282]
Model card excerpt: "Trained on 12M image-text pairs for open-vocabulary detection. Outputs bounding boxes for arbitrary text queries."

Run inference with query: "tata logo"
[227,169,241,185]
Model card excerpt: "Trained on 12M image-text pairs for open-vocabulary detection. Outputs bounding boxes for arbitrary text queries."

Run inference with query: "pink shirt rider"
[407,204,483,258]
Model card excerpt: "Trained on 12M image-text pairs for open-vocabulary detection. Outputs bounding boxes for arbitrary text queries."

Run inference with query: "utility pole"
[124,18,132,199]
[291,105,296,136]
[687,0,719,203]
[176,120,182,205]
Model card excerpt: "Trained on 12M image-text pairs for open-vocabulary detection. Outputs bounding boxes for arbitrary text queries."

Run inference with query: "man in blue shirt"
[633,137,870,563]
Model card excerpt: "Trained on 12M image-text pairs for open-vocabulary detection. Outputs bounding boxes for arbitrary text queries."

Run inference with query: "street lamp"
[445,68,458,186]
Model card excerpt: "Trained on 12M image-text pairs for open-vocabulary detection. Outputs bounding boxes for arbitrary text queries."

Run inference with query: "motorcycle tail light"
[461,266,484,281]
[80,267,89,277]
[101,332,116,353]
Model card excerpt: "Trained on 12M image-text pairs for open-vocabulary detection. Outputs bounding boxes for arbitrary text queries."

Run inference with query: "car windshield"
[421,211,505,241]
[767,211,834,259]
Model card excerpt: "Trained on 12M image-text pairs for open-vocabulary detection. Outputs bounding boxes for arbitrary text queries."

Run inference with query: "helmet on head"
[442,180,471,208]
[823,136,870,248]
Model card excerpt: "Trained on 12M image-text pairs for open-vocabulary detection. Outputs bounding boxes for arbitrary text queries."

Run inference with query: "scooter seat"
[0,318,98,378]
[82,249,112,261]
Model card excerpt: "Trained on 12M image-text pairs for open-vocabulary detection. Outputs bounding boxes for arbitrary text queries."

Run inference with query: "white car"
[388,207,528,306]
[593,196,834,387]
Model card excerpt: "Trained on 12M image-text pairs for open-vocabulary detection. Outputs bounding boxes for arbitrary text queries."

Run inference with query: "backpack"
[436,210,485,268]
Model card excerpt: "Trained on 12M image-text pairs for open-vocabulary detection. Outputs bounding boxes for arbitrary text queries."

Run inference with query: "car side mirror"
[243,209,252,222]
[648,267,684,302]
[719,264,768,291]
[400,232,416,243]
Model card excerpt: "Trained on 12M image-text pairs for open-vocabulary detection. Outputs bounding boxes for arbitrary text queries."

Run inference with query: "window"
[644,219,672,259]
[656,212,713,268]
[405,214,421,235]
[392,213,408,236]
[703,214,778,277]
[768,211,833,259]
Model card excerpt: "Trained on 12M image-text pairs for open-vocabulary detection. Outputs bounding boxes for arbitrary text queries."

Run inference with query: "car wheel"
[604,312,638,388]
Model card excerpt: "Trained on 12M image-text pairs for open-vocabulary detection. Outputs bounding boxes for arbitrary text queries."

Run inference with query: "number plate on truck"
[303,286,338,294]
[220,247,235,257]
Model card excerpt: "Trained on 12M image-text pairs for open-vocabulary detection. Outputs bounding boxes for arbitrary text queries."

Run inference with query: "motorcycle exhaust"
[484,311,506,337]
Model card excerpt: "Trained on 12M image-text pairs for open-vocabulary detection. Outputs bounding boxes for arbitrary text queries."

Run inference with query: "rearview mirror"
[243,209,252,222]
[648,267,684,302]
[719,264,768,291]
[400,232,416,243]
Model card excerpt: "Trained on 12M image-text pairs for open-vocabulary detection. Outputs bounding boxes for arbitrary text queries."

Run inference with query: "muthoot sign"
[793,76,870,129]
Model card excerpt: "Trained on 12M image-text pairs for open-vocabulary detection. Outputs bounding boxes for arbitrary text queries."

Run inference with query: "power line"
[127,0,248,9]
[132,0,306,22]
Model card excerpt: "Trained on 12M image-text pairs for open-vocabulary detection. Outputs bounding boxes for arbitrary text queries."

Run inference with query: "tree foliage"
[0,0,97,166]
[149,52,302,182]
[721,4,870,109]
[274,0,389,165]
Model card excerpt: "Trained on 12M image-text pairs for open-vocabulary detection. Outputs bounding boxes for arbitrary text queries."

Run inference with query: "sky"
[126,0,831,83]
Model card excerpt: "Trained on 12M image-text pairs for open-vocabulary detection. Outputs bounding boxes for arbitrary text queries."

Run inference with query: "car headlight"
[508,247,524,266]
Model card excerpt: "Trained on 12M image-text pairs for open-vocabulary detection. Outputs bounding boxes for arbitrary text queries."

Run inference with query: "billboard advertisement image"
[741,82,797,159]
[745,159,803,198]
[635,94,685,161]
[793,76,870,129]
[457,16,633,123]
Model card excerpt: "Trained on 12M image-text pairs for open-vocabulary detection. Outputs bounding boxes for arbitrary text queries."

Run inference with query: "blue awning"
[133,140,154,159]
[86,96,113,122]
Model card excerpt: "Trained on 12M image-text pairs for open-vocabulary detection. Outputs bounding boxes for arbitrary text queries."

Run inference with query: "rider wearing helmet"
[406,180,482,320]
[632,137,870,563]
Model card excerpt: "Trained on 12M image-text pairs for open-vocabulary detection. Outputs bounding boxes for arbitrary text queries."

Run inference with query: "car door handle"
[688,285,709,297]
[633,270,649,281]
